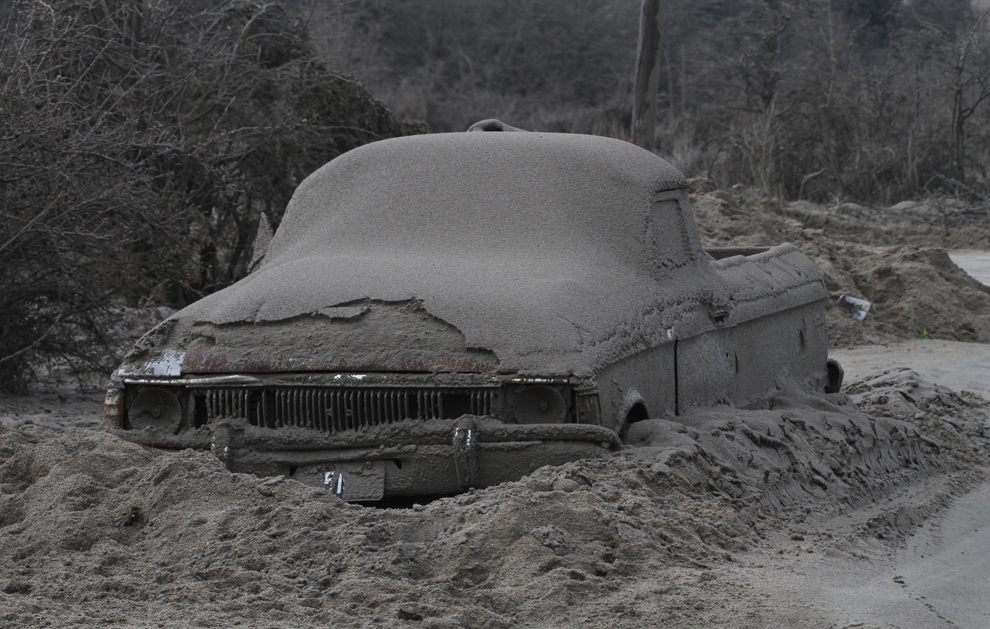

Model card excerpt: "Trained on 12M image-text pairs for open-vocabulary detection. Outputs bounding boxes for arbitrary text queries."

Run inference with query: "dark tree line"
[666,0,990,202]
[0,0,417,390]
[327,0,990,203]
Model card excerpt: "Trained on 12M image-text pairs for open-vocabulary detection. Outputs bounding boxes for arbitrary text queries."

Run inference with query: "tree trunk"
[632,0,664,152]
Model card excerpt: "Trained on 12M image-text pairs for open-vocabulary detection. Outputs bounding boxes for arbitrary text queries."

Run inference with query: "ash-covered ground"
[1,189,989,628]
[1,369,987,628]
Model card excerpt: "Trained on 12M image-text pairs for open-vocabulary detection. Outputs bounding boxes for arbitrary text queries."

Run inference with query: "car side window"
[645,192,700,275]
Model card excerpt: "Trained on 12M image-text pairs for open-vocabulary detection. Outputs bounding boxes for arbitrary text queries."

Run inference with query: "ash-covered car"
[105,121,841,501]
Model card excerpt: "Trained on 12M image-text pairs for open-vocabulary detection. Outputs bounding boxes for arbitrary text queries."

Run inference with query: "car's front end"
[105,368,618,500]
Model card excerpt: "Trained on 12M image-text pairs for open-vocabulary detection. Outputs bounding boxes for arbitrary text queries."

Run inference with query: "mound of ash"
[1,375,987,628]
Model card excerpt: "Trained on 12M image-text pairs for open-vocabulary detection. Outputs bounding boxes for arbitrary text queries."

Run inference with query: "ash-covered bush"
[0,0,419,391]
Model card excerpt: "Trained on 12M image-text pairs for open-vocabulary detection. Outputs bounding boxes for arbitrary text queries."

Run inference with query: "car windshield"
[264,132,689,273]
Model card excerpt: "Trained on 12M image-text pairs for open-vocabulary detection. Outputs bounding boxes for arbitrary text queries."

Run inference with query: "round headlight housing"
[510,385,566,424]
[128,388,183,432]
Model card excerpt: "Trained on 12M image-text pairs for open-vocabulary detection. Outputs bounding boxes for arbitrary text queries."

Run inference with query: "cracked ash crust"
[178,299,501,375]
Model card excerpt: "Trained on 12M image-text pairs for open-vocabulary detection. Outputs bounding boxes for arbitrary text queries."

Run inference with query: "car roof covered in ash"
[170,131,717,375]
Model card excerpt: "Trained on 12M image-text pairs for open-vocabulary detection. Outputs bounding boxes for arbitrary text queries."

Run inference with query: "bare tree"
[632,0,663,150]
[947,10,990,178]
[0,0,416,391]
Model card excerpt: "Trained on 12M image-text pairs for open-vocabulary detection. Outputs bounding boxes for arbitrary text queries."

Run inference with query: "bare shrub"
[0,0,415,391]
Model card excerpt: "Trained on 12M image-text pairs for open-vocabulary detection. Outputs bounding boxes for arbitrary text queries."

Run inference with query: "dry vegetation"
[0,0,418,390]
[325,0,990,203]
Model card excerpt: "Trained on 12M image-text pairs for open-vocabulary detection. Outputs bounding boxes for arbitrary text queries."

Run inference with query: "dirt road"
[832,340,990,398]
[856,480,990,628]
[743,473,990,629]
[950,250,990,286]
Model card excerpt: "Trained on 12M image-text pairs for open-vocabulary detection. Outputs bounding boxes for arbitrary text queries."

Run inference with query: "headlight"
[128,387,183,432]
[509,385,566,424]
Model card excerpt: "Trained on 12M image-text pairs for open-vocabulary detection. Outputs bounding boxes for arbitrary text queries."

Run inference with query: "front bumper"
[108,418,619,500]
[106,372,616,500]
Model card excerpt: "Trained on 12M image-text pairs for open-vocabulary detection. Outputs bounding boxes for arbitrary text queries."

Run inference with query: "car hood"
[127,250,717,378]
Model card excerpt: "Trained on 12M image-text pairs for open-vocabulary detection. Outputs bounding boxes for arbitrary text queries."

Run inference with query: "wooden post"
[632,0,664,151]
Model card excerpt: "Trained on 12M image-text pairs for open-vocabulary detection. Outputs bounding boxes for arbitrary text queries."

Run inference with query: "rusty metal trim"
[123,372,511,388]
[123,375,260,386]
[507,376,570,385]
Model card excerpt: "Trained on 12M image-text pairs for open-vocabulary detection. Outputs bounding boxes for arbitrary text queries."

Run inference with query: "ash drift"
[104,123,840,500]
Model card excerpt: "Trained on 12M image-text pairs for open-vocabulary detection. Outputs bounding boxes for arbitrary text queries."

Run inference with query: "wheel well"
[825,358,844,393]
[626,402,649,425]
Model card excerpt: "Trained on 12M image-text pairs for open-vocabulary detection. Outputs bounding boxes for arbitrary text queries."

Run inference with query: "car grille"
[201,387,497,433]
